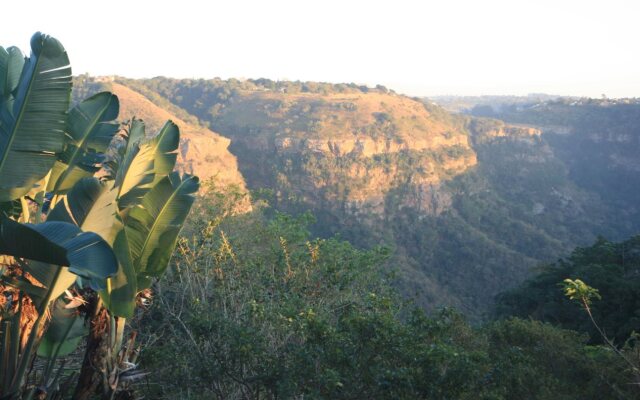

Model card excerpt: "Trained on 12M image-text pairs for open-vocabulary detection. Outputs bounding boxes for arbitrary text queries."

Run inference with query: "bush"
[137,190,488,399]
[137,190,637,399]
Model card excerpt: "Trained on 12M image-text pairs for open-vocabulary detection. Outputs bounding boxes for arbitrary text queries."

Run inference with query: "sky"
[1,0,638,98]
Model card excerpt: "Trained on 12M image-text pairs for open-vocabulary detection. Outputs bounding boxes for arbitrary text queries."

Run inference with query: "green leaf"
[0,46,24,99]
[37,299,87,358]
[114,119,181,209]
[100,230,137,318]
[24,262,77,304]
[48,177,121,244]
[0,32,72,201]
[44,178,122,300]
[0,216,117,290]
[124,117,145,156]
[114,139,156,209]
[101,173,198,317]
[48,92,120,193]
[125,173,199,285]
[0,199,22,219]
[149,120,179,185]
[47,179,135,317]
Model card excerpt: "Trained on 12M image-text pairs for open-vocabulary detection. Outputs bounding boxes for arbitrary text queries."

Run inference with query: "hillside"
[221,92,476,220]
[72,76,249,199]
[93,77,640,315]
[469,98,640,224]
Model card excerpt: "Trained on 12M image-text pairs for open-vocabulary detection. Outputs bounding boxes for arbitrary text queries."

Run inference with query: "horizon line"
[78,73,639,101]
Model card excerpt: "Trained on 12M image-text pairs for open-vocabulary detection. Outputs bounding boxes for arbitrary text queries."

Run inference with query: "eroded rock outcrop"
[215,91,479,220]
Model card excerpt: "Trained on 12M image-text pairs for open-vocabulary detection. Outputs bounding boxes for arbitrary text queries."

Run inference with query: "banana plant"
[70,118,199,400]
[0,32,121,400]
[0,33,199,399]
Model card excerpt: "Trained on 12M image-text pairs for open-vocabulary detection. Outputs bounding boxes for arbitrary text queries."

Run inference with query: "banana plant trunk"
[73,299,109,400]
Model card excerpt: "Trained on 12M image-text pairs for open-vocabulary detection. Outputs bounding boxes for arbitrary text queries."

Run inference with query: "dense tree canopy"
[495,235,640,345]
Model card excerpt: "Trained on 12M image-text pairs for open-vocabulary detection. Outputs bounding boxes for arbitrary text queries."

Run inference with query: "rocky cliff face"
[477,101,640,209]
[272,135,470,156]
[467,118,541,142]
[215,91,478,222]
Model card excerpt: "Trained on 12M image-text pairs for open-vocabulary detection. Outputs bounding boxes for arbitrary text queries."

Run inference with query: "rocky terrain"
[72,77,640,315]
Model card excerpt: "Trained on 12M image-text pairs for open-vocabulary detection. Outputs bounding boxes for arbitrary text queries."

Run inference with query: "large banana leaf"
[35,178,122,300]
[101,173,199,317]
[37,298,87,358]
[48,177,121,244]
[0,46,24,152]
[0,216,117,290]
[149,120,179,184]
[101,229,137,317]
[114,138,155,209]
[127,172,199,281]
[114,119,180,209]
[124,117,145,156]
[0,33,71,201]
[22,261,77,306]
[48,92,120,193]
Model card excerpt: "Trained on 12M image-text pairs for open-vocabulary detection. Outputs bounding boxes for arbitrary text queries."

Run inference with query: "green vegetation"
[135,188,637,399]
[562,278,640,383]
[0,34,198,399]
[429,93,568,113]
[109,76,462,143]
[116,76,393,120]
[496,236,640,345]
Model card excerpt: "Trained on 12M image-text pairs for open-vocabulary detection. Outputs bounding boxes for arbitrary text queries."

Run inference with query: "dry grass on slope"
[109,83,248,194]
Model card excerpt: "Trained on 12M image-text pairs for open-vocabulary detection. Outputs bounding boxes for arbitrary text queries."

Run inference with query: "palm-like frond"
[0,33,71,201]
[48,177,121,244]
[126,172,199,281]
[48,92,119,193]
[102,173,198,317]
[0,46,24,101]
[114,119,155,209]
[0,216,118,291]
[149,120,179,184]
[114,119,180,209]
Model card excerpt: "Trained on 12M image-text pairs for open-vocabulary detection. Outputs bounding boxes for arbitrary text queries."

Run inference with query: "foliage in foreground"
[137,189,637,399]
[0,33,198,399]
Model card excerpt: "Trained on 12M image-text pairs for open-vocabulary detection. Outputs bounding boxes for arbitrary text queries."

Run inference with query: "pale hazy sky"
[1,0,638,98]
